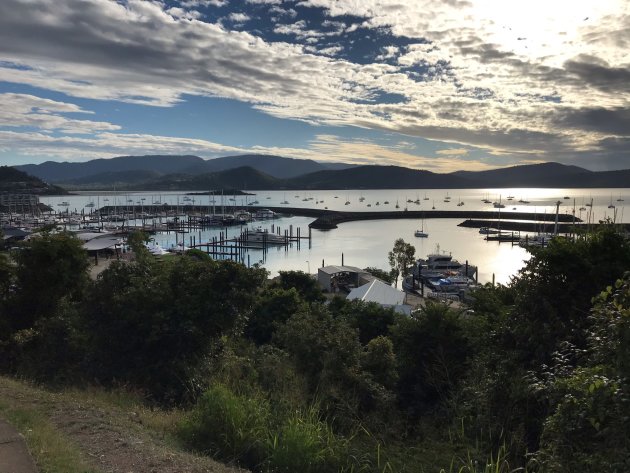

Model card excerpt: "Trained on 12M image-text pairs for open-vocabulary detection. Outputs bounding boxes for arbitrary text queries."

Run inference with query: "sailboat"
[423,192,429,201]
[493,195,505,208]
[414,216,428,237]
[608,194,615,209]
[280,193,289,204]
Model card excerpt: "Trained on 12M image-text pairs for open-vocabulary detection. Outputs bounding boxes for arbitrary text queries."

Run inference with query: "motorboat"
[479,227,500,234]
[416,246,477,279]
[255,209,276,219]
[242,227,286,245]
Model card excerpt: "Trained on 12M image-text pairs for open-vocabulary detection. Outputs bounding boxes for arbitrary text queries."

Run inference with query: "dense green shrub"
[86,255,267,402]
[180,383,269,465]
[391,301,470,418]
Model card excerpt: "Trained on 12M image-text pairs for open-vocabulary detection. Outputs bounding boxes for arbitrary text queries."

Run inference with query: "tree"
[387,238,415,287]
[245,287,304,345]
[87,255,268,402]
[274,270,324,303]
[363,267,395,285]
[10,232,89,330]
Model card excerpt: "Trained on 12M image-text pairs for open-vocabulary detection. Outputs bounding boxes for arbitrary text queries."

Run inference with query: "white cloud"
[436,148,469,157]
[179,0,228,7]
[0,93,121,134]
[228,12,250,22]
[0,0,628,169]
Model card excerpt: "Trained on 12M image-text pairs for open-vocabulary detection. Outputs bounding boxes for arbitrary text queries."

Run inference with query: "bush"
[265,406,346,473]
[180,383,269,465]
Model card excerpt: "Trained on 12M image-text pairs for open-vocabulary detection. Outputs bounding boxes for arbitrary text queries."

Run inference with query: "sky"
[0,0,628,172]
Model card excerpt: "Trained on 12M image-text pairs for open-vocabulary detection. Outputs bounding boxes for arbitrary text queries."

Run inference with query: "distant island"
[13,154,630,191]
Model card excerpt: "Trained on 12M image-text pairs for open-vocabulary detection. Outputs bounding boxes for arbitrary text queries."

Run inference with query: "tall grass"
[179,383,393,472]
[265,405,345,472]
[179,383,269,465]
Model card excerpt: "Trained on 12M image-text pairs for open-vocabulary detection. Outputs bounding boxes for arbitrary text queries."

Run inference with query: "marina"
[2,187,628,286]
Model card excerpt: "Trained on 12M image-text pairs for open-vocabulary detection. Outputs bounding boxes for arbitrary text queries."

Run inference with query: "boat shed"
[347,279,412,315]
[317,265,370,293]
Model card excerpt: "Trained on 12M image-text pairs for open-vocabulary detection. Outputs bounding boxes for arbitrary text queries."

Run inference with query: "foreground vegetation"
[0,227,629,472]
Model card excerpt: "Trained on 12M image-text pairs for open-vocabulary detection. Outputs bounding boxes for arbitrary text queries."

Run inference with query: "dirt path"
[0,378,246,473]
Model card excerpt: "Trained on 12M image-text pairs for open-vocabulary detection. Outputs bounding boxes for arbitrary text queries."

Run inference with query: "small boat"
[375,201,380,206]
[608,195,615,209]
[423,193,429,201]
[243,227,286,245]
[255,209,276,219]
[384,201,389,204]
[563,196,570,200]
[493,202,505,208]
[367,204,371,207]
[507,196,514,201]
[479,227,500,235]
[415,216,428,238]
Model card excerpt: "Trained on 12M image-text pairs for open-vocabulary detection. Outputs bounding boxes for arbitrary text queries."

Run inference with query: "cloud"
[0,130,243,161]
[0,0,628,169]
[436,148,469,157]
[0,93,121,134]
[227,12,250,23]
[179,0,228,7]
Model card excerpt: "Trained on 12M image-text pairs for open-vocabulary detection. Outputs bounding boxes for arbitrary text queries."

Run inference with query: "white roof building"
[347,279,411,315]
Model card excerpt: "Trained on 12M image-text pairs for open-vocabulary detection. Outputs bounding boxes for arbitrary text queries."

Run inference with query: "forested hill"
[13,156,630,190]
[0,166,67,194]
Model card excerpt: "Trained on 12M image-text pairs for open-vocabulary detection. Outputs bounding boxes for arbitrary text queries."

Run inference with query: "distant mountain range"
[12,155,630,191]
[15,154,353,185]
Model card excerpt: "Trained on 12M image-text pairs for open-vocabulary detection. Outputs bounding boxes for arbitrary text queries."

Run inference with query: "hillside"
[12,157,630,190]
[450,162,594,187]
[0,166,67,195]
[184,154,347,178]
[290,165,473,189]
[16,155,204,183]
[0,377,241,473]
[15,154,355,184]
[130,166,282,191]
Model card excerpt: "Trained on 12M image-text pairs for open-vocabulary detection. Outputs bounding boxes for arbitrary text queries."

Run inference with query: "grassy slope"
[0,376,245,473]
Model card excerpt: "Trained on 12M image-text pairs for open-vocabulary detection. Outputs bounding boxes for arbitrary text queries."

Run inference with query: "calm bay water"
[40,187,628,285]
